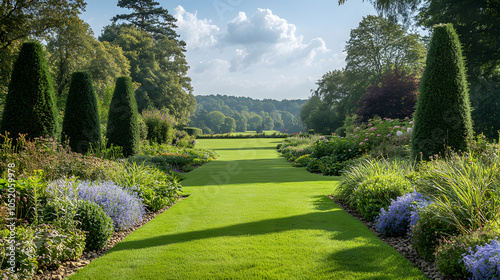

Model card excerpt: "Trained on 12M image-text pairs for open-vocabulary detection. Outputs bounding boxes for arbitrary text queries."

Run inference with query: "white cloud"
[223,8,329,71]
[174,6,220,50]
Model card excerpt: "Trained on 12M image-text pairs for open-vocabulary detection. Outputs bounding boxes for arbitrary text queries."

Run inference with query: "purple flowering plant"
[49,180,145,231]
[462,238,500,280]
[375,191,430,237]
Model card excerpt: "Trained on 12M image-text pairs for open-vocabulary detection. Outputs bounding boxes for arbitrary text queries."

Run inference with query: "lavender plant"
[375,191,429,237]
[462,238,500,280]
[49,180,145,231]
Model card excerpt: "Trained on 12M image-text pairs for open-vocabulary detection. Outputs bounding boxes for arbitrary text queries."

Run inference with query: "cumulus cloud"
[224,8,329,71]
[174,6,220,50]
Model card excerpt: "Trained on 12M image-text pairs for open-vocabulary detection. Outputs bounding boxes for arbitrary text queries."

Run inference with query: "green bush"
[75,200,114,251]
[34,224,86,268]
[294,154,311,167]
[106,77,140,157]
[138,115,148,141]
[306,158,323,173]
[62,71,101,154]
[411,23,473,160]
[0,227,38,279]
[435,225,500,279]
[411,206,459,261]
[352,174,412,221]
[142,108,176,144]
[184,127,202,137]
[0,41,59,139]
[319,157,354,176]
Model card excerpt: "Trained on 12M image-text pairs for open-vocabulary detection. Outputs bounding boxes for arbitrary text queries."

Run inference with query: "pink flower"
[405,117,410,119]
[377,134,381,137]
[368,123,373,127]
[387,134,391,137]
[409,121,414,124]
[379,121,383,123]
[394,126,401,129]
[364,138,369,141]
[349,149,352,151]
[402,127,406,130]
[359,142,364,145]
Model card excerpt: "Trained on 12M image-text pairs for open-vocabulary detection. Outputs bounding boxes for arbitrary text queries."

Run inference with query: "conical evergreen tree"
[0,41,59,138]
[62,71,101,154]
[106,77,139,157]
[411,24,473,160]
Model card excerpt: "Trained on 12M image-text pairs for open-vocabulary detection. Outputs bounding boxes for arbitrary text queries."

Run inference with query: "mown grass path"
[70,139,426,279]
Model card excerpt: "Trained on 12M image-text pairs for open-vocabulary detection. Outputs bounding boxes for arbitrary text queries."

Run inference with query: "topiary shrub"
[62,71,101,154]
[352,174,413,221]
[75,200,114,251]
[0,41,59,139]
[411,205,459,261]
[106,77,140,157]
[411,24,473,161]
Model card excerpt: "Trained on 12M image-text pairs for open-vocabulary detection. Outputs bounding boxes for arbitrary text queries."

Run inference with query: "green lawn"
[70,139,427,280]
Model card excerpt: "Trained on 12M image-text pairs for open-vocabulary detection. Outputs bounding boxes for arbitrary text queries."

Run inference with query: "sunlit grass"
[70,139,426,280]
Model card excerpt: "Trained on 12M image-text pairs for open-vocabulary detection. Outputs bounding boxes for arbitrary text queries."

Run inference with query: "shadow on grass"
[110,210,368,253]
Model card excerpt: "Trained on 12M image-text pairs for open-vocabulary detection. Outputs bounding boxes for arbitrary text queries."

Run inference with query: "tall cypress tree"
[106,77,139,157]
[411,24,473,160]
[0,41,59,139]
[62,71,101,154]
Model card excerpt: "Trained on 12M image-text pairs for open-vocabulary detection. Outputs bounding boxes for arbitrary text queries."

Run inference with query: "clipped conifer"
[106,77,139,157]
[0,41,59,138]
[411,24,473,160]
[62,71,101,154]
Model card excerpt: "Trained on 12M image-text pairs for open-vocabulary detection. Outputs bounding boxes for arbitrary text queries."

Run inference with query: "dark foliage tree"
[112,0,180,42]
[62,71,101,154]
[411,24,473,160]
[356,69,419,122]
[220,117,236,133]
[1,41,59,138]
[106,77,140,157]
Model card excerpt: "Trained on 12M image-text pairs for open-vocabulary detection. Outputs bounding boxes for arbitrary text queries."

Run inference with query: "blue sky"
[80,0,378,100]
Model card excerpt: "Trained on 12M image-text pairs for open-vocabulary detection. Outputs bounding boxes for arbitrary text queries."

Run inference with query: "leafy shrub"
[294,154,311,167]
[138,115,148,141]
[106,76,140,157]
[411,23,473,160]
[0,227,38,279]
[62,71,101,155]
[0,41,59,139]
[462,238,500,280]
[319,157,354,176]
[306,158,323,173]
[34,224,86,268]
[435,226,500,279]
[352,174,413,221]
[49,180,145,231]
[75,200,114,251]
[375,191,429,237]
[411,206,459,261]
[310,136,360,160]
[142,108,176,145]
[346,116,413,153]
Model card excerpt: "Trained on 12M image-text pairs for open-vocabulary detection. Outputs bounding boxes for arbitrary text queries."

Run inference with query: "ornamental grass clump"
[375,191,429,237]
[462,238,500,280]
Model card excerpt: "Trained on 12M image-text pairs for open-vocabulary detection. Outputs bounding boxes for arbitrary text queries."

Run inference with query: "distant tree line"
[189,95,306,134]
